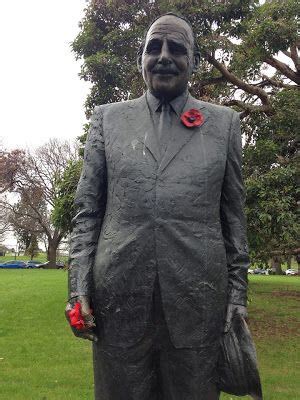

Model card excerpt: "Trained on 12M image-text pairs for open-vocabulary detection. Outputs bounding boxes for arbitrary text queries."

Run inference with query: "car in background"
[26,260,44,269]
[253,268,269,275]
[248,269,254,274]
[0,260,27,269]
[38,261,65,269]
[285,269,297,276]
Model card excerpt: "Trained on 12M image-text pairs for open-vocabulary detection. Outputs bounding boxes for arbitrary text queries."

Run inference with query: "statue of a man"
[66,13,249,400]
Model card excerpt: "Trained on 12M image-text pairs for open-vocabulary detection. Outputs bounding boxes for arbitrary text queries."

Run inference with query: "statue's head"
[137,13,200,101]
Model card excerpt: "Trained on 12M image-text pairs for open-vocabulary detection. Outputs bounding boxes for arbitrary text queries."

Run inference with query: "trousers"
[93,278,220,400]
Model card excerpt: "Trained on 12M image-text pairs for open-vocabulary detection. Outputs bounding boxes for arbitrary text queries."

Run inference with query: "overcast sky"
[0,0,90,150]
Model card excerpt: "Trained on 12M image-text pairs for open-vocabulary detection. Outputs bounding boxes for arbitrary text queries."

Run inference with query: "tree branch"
[199,76,227,87]
[204,51,271,108]
[282,45,300,73]
[290,44,300,72]
[282,50,291,59]
[10,218,44,235]
[265,56,300,84]
[25,201,52,237]
[211,35,237,49]
[270,248,300,257]
[223,99,272,115]
[258,75,298,89]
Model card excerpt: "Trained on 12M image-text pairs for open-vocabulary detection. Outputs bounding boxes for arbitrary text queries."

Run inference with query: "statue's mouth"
[152,68,178,76]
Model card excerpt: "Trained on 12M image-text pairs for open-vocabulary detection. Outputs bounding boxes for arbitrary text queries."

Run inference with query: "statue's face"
[138,15,198,100]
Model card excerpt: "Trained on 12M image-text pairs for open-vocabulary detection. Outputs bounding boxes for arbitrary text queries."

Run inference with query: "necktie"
[157,103,172,158]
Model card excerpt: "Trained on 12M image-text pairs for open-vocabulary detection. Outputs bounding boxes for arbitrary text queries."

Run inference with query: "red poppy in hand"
[68,302,85,330]
[181,109,204,128]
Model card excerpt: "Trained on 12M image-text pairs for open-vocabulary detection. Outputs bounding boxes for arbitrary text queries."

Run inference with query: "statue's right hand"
[65,295,98,342]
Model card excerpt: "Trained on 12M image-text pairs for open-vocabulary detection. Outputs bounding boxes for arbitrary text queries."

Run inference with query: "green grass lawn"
[0,254,47,262]
[0,272,299,400]
[0,254,68,263]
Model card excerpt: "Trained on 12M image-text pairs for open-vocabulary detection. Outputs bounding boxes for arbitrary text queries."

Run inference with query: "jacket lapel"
[125,94,160,163]
[158,95,210,173]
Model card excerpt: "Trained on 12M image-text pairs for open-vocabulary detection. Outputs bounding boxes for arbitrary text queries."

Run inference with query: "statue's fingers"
[73,327,98,342]
[84,332,98,342]
[65,303,72,313]
[80,303,91,315]
[65,304,72,323]
[83,313,96,329]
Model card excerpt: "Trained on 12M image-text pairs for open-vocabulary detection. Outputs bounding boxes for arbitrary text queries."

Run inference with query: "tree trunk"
[296,254,300,274]
[47,241,58,269]
[46,232,64,269]
[271,256,283,275]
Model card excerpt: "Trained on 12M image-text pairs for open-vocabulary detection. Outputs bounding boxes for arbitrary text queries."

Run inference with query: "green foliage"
[24,235,39,260]
[243,87,299,260]
[52,160,83,233]
[15,229,33,251]
[269,89,300,159]
[245,165,298,261]
[0,254,69,263]
[239,0,298,61]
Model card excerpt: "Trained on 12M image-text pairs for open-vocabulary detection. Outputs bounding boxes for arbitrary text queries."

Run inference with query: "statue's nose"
[158,42,172,65]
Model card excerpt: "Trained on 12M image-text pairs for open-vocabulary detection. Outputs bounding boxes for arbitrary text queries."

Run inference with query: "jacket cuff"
[68,292,90,300]
[68,293,91,303]
[68,264,92,300]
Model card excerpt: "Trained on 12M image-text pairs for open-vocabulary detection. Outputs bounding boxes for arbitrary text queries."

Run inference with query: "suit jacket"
[69,92,250,349]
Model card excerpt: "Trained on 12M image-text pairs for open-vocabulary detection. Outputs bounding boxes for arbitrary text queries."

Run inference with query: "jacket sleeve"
[220,111,250,306]
[68,106,107,299]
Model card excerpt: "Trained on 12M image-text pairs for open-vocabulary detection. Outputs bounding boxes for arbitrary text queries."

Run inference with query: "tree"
[2,139,78,267]
[71,0,299,267]
[26,235,40,260]
[52,159,83,233]
[9,189,45,257]
[0,196,10,241]
[243,88,299,270]
[0,148,25,194]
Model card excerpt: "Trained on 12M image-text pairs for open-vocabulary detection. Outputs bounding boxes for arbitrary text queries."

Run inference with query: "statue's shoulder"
[95,95,145,116]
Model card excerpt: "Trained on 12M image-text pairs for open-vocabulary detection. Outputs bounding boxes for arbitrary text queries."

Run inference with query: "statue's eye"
[169,42,187,55]
[146,40,161,54]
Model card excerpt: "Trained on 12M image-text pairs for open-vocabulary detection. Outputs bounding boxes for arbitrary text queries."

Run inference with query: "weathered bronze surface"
[66,13,260,400]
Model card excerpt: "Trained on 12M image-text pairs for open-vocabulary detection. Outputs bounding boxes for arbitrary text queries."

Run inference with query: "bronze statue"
[66,13,256,400]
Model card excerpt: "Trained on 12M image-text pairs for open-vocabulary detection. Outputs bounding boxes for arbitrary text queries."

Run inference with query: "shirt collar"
[146,89,189,116]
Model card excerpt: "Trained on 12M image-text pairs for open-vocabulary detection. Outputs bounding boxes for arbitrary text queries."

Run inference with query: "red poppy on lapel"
[181,109,204,128]
[68,302,85,330]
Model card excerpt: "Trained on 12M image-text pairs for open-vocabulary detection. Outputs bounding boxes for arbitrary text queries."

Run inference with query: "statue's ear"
[192,51,200,73]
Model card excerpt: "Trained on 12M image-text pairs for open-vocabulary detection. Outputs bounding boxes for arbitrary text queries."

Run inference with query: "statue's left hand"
[224,303,248,333]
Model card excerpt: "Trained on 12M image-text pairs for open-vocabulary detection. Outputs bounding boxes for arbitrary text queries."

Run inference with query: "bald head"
[146,14,195,51]
[137,13,200,100]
